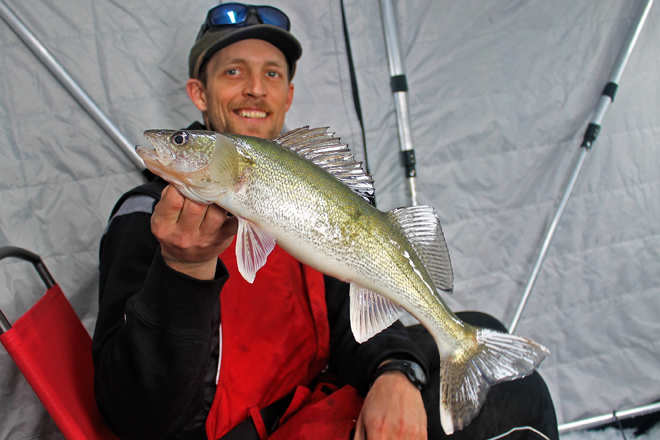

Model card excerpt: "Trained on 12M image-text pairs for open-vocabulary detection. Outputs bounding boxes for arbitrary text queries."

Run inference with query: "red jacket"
[208,242,363,439]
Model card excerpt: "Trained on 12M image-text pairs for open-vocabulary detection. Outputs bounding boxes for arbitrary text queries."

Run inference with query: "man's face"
[194,38,294,140]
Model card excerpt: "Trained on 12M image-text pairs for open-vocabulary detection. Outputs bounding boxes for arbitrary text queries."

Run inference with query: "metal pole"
[508,149,588,333]
[558,401,660,434]
[379,0,418,206]
[0,0,146,174]
[508,0,654,333]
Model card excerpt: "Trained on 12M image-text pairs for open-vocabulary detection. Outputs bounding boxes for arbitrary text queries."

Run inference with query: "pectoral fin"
[235,217,276,283]
[349,282,404,343]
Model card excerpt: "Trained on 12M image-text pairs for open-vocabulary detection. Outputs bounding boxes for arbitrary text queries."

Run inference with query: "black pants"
[406,312,559,440]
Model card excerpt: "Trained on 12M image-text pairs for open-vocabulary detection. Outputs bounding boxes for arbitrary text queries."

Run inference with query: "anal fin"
[349,282,404,343]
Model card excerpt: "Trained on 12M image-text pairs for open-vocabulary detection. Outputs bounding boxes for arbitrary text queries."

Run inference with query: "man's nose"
[244,74,266,98]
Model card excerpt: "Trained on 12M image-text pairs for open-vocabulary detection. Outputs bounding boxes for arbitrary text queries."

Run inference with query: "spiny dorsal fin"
[388,205,454,294]
[274,126,375,202]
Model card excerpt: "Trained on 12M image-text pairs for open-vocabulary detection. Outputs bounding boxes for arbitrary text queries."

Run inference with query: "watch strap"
[372,359,427,391]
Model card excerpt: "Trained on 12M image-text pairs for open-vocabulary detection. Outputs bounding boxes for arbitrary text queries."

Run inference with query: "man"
[94,3,429,439]
[93,3,558,439]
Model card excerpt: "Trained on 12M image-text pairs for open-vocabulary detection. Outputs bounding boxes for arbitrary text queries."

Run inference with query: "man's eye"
[267,71,279,78]
[227,69,238,75]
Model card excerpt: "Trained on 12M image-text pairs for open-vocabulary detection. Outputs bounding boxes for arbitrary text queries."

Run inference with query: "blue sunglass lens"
[256,7,290,30]
[209,4,249,26]
[205,4,290,32]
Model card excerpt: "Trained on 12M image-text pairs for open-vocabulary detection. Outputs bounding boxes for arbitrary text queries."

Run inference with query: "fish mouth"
[135,144,177,180]
[136,131,188,187]
[136,144,193,192]
[144,130,177,160]
[135,144,159,165]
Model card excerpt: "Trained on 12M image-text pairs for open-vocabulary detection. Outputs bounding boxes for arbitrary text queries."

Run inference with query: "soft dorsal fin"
[349,282,405,343]
[388,205,454,294]
[274,126,375,202]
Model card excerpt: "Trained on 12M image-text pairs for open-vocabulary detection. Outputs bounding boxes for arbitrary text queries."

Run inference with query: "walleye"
[136,126,549,434]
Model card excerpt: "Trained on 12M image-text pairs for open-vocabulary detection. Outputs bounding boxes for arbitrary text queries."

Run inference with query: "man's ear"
[186,78,208,112]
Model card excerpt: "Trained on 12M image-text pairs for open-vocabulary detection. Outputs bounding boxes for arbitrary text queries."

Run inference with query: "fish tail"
[438,327,549,434]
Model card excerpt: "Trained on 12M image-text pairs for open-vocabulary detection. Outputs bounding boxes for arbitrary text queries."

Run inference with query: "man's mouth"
[236,109,268,119]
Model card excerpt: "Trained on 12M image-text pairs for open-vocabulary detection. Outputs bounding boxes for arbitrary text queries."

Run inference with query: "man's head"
[186,3,302,139]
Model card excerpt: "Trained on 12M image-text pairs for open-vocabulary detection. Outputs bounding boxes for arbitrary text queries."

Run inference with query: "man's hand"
[354,371,428,440]
[151,185,238,280]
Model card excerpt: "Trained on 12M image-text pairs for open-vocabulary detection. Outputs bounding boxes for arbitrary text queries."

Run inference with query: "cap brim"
[189,24,302,79]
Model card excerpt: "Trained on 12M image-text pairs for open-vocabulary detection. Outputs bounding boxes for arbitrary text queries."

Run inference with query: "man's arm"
[92,184,236,439]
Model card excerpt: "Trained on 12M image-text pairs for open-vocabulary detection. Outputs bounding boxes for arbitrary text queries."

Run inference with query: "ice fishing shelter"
[1,0,658,438]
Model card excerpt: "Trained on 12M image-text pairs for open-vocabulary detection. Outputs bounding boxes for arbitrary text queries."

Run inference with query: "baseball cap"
[189,3,302,80]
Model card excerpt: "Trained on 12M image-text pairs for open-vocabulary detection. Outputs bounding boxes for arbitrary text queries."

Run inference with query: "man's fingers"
[219,213,239,239]
[153,185,185,226]
[154,184,236,241]
[177,196,211,231]
[200,205,238,253]
[353,414,366,440]
[198,203,230,235]
[152,185,237,276]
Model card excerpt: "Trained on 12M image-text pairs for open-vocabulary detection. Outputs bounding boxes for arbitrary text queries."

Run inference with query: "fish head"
[136,129,247,204]
[138,129,215,182]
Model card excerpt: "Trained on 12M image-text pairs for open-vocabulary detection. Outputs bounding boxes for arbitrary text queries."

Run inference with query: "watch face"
[410,362,427,384]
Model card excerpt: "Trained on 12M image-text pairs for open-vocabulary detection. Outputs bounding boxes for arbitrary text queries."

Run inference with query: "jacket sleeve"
[92,193,227,439]
[325,276,429,396]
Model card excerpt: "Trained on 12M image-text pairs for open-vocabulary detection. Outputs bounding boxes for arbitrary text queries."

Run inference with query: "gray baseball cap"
[188,4,302,80]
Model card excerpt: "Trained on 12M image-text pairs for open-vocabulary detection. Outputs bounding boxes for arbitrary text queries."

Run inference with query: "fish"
[136,126,549,434]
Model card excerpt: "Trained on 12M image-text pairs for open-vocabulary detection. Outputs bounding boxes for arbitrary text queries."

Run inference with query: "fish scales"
[238,136,448,330]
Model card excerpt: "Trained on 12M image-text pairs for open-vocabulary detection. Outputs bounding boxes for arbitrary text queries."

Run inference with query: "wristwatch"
[372,359,427,391]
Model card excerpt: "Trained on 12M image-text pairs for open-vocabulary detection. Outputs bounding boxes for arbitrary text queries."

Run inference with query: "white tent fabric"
[343,0,660,429]
[0,0,657,438]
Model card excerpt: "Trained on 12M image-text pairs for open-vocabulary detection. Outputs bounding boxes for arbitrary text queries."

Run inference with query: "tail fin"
[439,328,549,434]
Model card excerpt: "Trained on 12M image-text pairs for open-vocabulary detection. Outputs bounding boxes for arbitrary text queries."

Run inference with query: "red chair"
[0,246,119,440]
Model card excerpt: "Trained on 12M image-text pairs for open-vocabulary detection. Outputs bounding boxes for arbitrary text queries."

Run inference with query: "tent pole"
[0,0,147,176]
[508,0,654,333]
[558,401,660,434]
[379,0,418,206]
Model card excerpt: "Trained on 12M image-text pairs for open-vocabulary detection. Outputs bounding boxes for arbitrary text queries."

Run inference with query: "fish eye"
[171,131,189,146]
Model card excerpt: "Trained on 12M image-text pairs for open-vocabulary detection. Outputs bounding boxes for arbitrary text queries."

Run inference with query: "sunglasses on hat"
[199,2,291,38]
